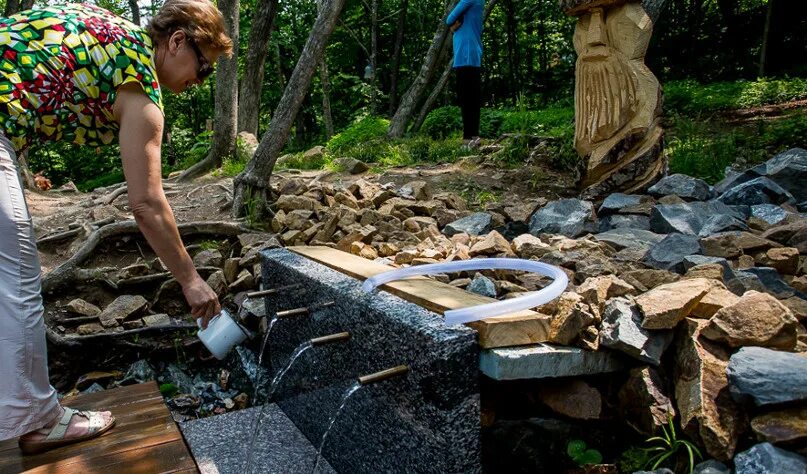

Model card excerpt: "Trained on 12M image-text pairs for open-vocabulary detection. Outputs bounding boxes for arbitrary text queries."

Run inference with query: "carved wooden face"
[572,4,653,146]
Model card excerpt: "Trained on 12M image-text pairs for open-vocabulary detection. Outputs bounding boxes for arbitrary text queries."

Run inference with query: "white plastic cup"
[197,309,250,360]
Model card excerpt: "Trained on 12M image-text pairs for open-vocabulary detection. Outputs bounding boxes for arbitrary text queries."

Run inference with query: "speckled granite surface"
[180,404,335,474]
[258,248,481,473]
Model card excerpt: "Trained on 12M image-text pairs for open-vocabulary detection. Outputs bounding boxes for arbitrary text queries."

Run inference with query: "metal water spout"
[310,332,350,346]
[358,365,410,385]
[276,301,336,319]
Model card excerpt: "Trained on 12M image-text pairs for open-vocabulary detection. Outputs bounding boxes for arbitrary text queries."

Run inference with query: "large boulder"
[718,177,796,206]
[715,147,807,202]
[701,291,799,349]
[733,442,807,474]
[648,174,715,201]
[529,199,596,238]
[599,298,673,365]
[674,319,744,461]
[727,346,807,407]
[643,233,702,273]
[650,201,742,236]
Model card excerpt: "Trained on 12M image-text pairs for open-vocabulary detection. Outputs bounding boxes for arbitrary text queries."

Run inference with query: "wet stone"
[180,405,336,474]
[693,460,731,474]
[648,174,715,201]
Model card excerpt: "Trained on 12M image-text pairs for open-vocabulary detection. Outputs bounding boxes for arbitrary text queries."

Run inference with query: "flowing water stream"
[244,340,313,473]
[311,381,363,473]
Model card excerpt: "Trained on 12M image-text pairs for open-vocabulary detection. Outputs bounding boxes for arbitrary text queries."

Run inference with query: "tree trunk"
[369,0,379,114]
[388,0,409,116]
[412,59,453,133]
[387,0,458,138]
[641,0,668,23]
[178,0,240,181]
[128,0,141,26]
[505,0,519,104]
[320,58,335,139]
[232,0,348,218]
[758,0,773,77]
[17,150,35,190]
[4,0,20,16]
[237,0,279,136]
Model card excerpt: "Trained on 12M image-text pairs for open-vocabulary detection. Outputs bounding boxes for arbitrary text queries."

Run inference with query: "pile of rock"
[54,232,279,337]
[267,148,806,471]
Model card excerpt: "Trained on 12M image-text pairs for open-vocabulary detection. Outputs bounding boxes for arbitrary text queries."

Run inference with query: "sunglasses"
[187,38,213,81]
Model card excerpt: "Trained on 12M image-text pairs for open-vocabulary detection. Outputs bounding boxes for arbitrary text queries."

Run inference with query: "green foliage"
[326,115,390,152]
[619,446,652,473]
[665,78,807,115]
[566,439,603,466]
[667,110,807,183]
[199,240,221,251]
[643,414,702,474]
[421,106,463,139]
[276,151,327,170]
[159,383,179,398]
[242,185,267,231]
[172,130,213,172]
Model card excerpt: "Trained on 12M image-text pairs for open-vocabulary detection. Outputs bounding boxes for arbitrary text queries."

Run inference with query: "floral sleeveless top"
[0,3,163,152]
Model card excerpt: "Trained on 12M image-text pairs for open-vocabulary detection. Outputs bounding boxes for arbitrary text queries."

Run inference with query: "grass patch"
[667,110,807,183]
[326,115,390,152]
[665,77,807,115]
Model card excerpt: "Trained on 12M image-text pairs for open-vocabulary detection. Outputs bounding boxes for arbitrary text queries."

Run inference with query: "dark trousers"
[455,66,481,139]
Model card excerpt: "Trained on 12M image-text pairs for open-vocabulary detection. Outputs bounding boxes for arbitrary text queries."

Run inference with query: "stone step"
[180,404,336,474]
[480,343,630,380]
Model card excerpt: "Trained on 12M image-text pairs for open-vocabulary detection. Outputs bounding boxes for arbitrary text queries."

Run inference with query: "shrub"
[327,115,390,152]
[665,78,807,115]
[421,106,462,139]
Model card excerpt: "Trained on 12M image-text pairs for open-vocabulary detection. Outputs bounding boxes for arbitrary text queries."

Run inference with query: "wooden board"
[289,246,552,349]
[0,382,198,474]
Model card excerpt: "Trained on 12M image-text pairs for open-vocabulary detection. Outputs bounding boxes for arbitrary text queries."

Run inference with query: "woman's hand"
[182,275,221,329]
[450,19,462,32]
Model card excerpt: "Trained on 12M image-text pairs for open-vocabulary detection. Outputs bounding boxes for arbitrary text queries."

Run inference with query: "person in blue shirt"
[446,0,484,147]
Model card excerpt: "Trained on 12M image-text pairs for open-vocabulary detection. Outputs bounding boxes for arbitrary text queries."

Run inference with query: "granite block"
[180,404,336,474]
[258,248,481,473]
[479,343,630,380]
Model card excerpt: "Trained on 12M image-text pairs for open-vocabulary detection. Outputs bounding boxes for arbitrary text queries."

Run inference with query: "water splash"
[244,341,313,473]
[311,381,362,473]
[258,316,279,368]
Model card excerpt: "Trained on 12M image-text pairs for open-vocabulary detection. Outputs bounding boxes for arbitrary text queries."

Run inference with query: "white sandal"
[18,407,116,455]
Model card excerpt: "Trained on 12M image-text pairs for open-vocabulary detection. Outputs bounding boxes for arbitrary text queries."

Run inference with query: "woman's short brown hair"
[147,0,233,57]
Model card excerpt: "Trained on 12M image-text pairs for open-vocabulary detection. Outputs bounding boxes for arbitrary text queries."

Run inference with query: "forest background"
[8,0,807,193]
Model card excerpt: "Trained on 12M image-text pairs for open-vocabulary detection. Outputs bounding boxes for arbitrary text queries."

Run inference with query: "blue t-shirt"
[446,0,484,68]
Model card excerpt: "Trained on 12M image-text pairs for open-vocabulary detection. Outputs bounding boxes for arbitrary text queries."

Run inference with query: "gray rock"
[719,177,796,206]
[698,214,749,237]
[726,271,768,296]
[727,346,807,406]
[529,199,596,238]
[751,204,789,225]
[761,148,807,201]
[98,295,148,327]
[594,228,665,250]
[466,274,496,298]
[643,234,701,273]
[335,157,369,174]
[81,383,105,394]
[599,214,651,232]
[633,470,674,474]
[599,193,643,214]
[715,148,807,201]
[480,343,628,380]
[733,442,807,474]
[693,460,731,474]
[443,212,492,236]
[682,255,735,281]
[742,267,806,299]
[650,201,742,235]
[163,363,195,395]
[648,174,715,201]
[798,201,807,213]
[599,298,673,365]
[66,298,101,317]
[121,359,156,385]
[193,249,224,268]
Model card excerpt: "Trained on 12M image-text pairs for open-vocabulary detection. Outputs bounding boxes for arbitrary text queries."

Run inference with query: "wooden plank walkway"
[0,381,197,474]
[289,245,553,349]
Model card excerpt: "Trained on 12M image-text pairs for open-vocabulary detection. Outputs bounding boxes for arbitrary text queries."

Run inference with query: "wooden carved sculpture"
[561,0,666,200]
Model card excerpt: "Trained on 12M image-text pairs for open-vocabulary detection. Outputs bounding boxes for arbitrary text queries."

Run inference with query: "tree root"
[42,220,251,294]
[46,322,197,349]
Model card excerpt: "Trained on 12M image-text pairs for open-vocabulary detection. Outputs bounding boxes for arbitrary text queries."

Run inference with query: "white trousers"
[0,135,60,440]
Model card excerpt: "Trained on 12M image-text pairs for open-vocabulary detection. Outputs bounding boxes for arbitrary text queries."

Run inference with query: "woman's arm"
[113,84,220,327]
[446,0,474,25]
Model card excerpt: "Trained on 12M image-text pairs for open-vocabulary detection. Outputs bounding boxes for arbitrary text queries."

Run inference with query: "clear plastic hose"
[361,258,568,325]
